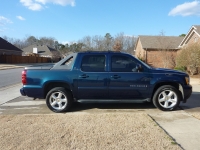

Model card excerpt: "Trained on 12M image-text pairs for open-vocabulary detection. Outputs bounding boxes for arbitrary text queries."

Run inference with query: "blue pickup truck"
[20,51,192,113]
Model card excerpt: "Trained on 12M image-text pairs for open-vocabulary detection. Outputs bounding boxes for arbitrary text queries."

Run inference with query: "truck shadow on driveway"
[180,91,200,112]
[70,102,157,112]
[70,91,200,113]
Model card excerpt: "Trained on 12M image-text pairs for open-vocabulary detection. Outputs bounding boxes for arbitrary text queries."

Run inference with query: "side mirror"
[136,64,143,72]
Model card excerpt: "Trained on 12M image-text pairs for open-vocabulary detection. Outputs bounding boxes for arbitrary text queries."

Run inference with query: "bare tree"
[113,40,122,51]
[2,32,136,55]
[12,39,27,49]
[2,36,29,49]
[104,33,113,50]
[92,35,104,51]
[78,36,93,51]
[39,37,56,48]
[26,36,37,45]
[114,33,136,54]
[158,49,177,68]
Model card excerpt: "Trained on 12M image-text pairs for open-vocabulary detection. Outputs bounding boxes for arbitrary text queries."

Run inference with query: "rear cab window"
[81,55,106,72]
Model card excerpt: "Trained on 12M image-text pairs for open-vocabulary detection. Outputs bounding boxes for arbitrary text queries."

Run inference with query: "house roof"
[138,36,184,50]
[22,44,61,57]
[179,25,200,47]
[194,25,200,34]
[0,37,22,52]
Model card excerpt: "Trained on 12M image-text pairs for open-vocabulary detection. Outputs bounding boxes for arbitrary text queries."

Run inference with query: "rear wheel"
[153,85,180,111]
[46,87,72,113]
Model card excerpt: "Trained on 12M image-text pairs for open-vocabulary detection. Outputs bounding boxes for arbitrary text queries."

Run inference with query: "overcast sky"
[0,0,200,44]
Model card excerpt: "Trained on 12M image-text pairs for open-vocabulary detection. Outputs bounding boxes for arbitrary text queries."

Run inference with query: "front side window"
[81,55,105,72]
[111,55,137,72]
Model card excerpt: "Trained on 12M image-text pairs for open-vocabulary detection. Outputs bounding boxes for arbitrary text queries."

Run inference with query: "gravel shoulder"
[0,113,181,150]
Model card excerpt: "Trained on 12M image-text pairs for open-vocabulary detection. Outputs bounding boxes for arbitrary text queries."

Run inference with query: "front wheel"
[153,85,180,111]
[46,87,72,113]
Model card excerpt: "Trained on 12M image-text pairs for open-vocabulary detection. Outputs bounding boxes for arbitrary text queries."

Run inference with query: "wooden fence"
[0,55,51,64]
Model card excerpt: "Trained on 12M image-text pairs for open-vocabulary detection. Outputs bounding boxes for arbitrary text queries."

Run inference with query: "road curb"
[0,83,22,91]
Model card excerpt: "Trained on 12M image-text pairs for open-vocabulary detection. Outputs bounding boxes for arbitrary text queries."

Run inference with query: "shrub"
[174,66,187,72]
[176,43,200,75]
[138,57,145,63]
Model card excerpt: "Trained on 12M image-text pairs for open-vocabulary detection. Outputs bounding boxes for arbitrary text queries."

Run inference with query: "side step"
[77,98,150,103]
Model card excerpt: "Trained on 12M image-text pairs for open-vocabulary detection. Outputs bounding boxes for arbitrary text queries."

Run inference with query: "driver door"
[109,54,150,99]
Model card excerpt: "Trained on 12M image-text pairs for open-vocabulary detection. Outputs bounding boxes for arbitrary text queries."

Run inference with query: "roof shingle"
[22,44,61,57]
[139,36,184,49]
[194,25,200,34]
[0,37,22,52]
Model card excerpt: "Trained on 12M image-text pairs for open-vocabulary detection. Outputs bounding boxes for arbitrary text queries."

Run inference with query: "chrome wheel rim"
[49,91,67,110]
[158,90,177,109]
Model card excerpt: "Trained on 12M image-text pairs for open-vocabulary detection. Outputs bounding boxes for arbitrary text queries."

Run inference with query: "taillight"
[22,70,27,85]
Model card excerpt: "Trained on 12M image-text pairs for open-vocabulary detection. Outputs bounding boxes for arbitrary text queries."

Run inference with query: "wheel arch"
[151,82,183,101]
[43,81,74,99]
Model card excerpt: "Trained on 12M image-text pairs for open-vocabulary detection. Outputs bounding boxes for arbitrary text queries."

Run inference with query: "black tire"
[152,85,180,111]
[46,87,72,113]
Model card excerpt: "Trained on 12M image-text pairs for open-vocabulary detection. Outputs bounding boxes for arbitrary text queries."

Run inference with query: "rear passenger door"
[77,54,109,99]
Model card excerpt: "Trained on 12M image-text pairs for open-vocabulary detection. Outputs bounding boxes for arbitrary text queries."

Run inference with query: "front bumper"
[182,84,192,103]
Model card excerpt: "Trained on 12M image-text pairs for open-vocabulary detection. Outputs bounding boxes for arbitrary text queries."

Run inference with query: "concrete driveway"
[0,95,162,115]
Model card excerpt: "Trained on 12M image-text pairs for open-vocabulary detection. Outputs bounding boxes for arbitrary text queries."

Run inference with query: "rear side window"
[81,55,105,72]
[63,56,73,66]
[111,55,137,72]
[61,56,74,69]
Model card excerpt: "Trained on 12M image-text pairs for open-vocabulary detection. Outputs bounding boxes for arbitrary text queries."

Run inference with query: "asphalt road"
[0,68,23,88]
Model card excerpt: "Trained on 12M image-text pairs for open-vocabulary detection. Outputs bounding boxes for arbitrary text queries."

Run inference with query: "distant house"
[22,45,62,62]
[0,37,23,56]
[135,36,184,68]
[179,25,200,47]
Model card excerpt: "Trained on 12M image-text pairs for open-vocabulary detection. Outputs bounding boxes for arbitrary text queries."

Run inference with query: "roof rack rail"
[82,50,121,53]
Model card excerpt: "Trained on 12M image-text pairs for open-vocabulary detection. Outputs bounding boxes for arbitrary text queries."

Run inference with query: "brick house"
[135,25,200,69]
[0,37,23,56]
[179,25,200,47]
[135,36,183,68]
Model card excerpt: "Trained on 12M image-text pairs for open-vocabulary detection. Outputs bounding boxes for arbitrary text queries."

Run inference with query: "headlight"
[185,77,190,85]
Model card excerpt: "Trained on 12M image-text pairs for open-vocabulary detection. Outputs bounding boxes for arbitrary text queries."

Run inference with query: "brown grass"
[0,113,181,150]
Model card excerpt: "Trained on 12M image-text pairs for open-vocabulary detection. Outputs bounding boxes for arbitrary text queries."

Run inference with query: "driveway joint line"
[147,114,184,150]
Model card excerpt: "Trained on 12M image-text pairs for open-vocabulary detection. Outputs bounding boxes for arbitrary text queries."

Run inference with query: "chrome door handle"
[79,74,89,78]
[111,75,121,79]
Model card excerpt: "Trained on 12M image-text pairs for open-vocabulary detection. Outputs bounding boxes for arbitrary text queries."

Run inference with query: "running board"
[77,98,150,103]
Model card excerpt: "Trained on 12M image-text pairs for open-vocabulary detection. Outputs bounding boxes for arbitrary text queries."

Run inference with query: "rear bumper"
[20,88,26,96]
[20,86,44,98]
[182,84,192,103]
